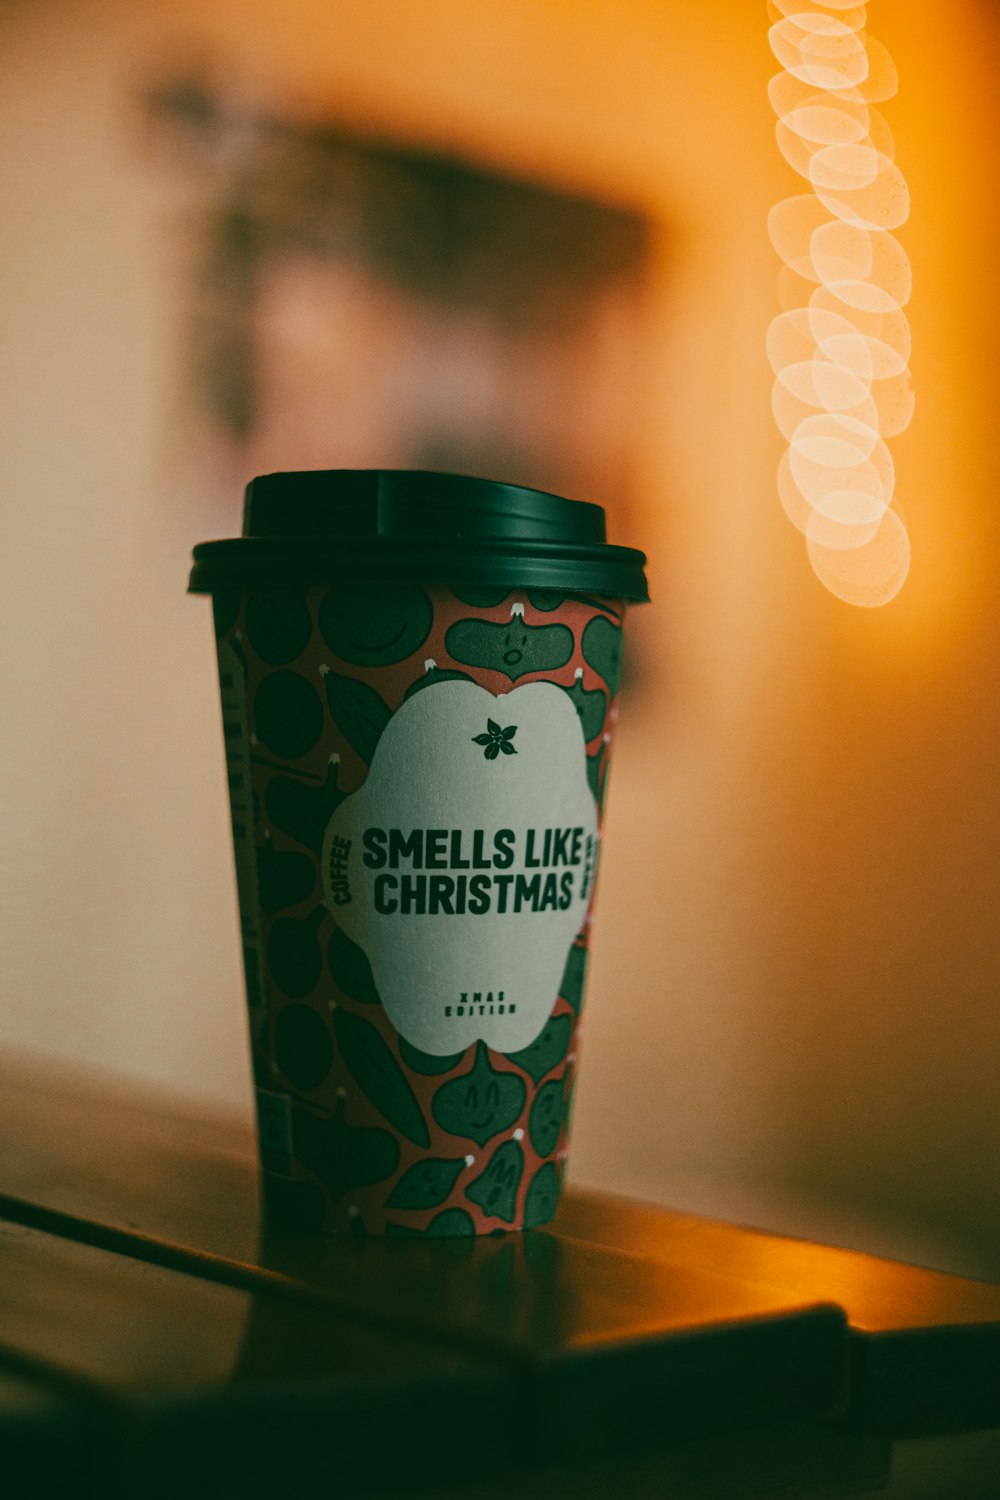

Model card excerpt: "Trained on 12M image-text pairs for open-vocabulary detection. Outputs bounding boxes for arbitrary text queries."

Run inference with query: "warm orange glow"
[767,4,913,606]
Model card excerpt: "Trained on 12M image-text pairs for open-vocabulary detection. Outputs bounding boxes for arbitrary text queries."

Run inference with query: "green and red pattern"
[213,582,625,1235]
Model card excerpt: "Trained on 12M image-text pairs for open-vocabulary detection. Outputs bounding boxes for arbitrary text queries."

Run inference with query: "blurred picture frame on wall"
[147,71,653,546]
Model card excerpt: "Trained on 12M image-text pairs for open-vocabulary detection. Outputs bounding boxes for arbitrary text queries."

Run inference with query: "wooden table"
[1,1052,998,1498]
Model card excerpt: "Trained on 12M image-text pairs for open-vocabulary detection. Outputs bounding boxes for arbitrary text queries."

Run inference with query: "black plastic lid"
[188,469,648,601]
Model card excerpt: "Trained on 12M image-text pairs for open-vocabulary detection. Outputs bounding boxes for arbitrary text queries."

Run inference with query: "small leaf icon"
[472,719,519,760]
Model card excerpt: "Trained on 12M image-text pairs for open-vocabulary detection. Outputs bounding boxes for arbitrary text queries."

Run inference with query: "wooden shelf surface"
[1,1050,999,1496]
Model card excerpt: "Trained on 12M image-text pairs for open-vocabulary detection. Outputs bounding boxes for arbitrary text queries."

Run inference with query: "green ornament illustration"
[333,1009,430,1148]
[587,746,604,805]
[292,1095,399,1203]
[450,586,511,608]
[404,664,474,701]
[581,615,623,697]
[524,1160,561,1229]
[267,905,325,998]
[527,591,618,615]
[319,582,432,666]
[562,667,607,744]
[560,944,588,1015]
[245,586,312,665]
[254,671,324,759]
[219,632,249,691]
[386,1208,475,1237]
[525,589,565,612]
[265,756,347,857]
[398,1037,467,1076]
[274,1002,333,1091]
[328,927,380,1005]
[432,1042,527,1147]
[465,1138,524,1224]
[212,589,241,639]
[472,718,518,760]
[320,666,393,764]
[529,1079,564,1157]
[257,834,316,918]
[385,1155,468,1211]
[445,611,573,683]
[504,1012,572,1084]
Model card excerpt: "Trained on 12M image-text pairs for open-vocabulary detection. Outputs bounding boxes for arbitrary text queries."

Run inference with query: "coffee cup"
[190,470,647,1234]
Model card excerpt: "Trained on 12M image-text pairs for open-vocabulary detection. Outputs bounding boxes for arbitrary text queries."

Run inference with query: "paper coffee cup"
[190,471,647,1234]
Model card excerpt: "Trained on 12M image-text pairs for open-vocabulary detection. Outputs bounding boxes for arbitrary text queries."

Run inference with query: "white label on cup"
[322,680,598,1054]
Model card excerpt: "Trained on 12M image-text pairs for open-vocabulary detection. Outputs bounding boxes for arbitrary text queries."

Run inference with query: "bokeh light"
[768,4,912,605]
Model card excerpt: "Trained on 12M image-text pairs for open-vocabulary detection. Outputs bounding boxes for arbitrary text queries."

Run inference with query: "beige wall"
[2,0,997,1275]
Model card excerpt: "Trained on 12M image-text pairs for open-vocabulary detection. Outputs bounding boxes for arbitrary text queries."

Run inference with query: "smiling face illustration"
[432,1043,526,1146]
[319,582,433,666]
[444,614,574,683]
[469,1079,502,1131]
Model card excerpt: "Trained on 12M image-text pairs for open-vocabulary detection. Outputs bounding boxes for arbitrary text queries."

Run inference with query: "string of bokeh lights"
[767,2,913,606]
